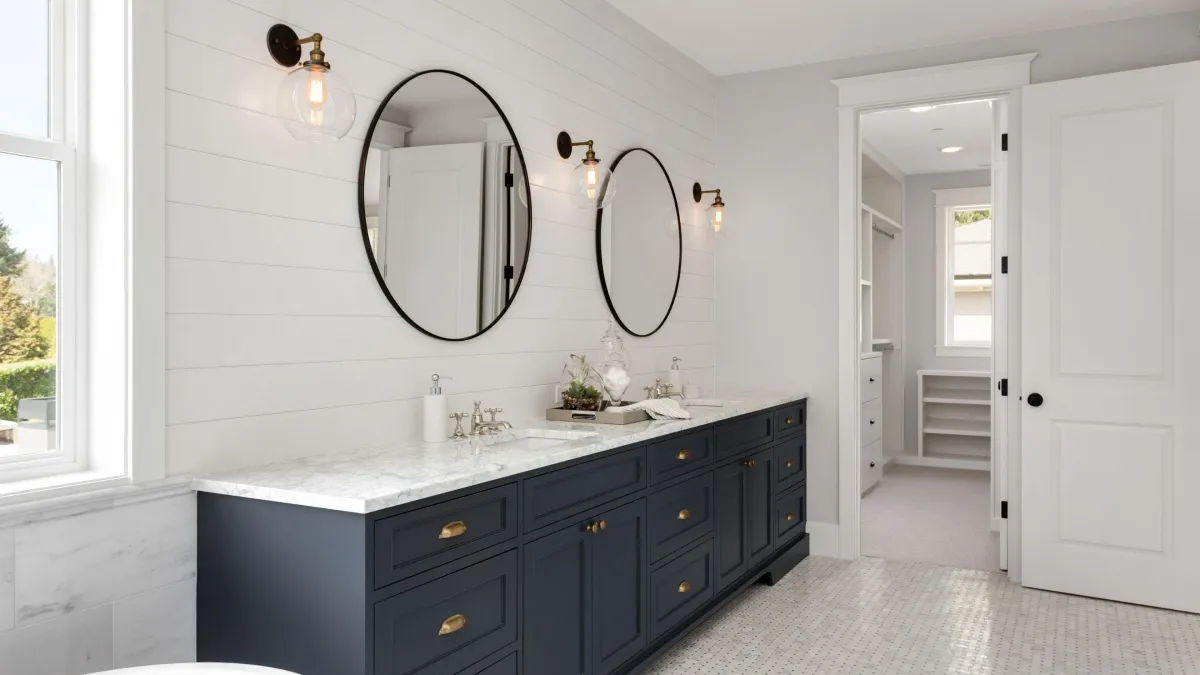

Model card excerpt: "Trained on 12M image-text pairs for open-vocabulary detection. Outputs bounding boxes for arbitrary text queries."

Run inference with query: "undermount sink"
[472,428,599,451]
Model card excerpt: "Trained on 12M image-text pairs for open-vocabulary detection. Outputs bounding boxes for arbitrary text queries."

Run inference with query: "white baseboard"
[893,454,989,471]
[806,521,841,558]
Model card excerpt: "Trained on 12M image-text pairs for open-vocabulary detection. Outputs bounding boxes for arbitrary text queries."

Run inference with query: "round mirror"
[596,148,682,337]
[358,70,532,341]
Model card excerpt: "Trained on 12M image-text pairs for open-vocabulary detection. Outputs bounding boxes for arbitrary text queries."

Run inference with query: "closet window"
[934,186,993,356]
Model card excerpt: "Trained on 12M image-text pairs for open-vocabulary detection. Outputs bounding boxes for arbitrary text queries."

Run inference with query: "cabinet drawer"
[374,550,518,675]
[648,473,714,563]
[860,356,882,402]
[648,429,714,485]
[715,412,773,460]
[860,397,882,447]
[862,440,883,495]
[523,448,647,532]
[374,484,518,588]
[649,540,715,640]
[773,402,806,438]
[775,486,806,548]
[462,651,517,675]
[773,434,807,491]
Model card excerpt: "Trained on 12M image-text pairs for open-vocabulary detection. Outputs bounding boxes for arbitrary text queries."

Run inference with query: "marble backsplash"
[0,493,197,674]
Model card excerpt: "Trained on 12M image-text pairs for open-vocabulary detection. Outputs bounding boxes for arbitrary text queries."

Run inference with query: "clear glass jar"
[598,322,632,404]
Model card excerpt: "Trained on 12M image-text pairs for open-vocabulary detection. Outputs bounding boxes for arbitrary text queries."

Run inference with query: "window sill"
[935,345,992,358]
[0,472,192,528]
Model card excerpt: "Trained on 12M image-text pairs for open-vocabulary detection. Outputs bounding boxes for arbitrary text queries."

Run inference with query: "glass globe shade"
[571,160,616,209]
[277,64,357,143]
[710,203,726,236]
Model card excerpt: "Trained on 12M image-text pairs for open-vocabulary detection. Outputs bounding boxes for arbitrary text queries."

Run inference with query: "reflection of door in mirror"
[384,143,485,337]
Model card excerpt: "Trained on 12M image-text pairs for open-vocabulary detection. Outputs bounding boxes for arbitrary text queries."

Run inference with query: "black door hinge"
[1001,133,1008,151]
[999,378,1008,396]
[503,265,514,280]
[504,172,514,188]
[1001,256,1008,274]
[1001,501,1008,519]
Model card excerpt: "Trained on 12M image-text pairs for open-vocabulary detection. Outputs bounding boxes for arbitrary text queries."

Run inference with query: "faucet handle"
[472,401,483,413]
[448,412,470,440]
[484,407,503,422]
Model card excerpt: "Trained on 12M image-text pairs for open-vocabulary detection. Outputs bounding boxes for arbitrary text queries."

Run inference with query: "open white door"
[384,143,484,337]
[1022,61,1200,613]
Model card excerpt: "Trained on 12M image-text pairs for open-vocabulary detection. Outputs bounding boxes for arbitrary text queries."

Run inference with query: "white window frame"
[934,186,993,358]
[0,0,166,504]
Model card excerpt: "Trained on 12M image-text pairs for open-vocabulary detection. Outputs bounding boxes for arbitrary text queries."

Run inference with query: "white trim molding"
[805,521,841,558]
[832,54,1037,108]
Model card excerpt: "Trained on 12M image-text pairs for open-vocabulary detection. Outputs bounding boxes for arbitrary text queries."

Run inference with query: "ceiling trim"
[833,53,1037,108]
[861,140,906,183]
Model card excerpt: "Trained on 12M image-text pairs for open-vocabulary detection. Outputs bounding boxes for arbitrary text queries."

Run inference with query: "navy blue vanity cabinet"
[198,397,809,675]
[523,498,648,675]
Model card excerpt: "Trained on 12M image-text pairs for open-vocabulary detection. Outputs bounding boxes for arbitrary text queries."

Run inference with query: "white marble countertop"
[192,392,808,514]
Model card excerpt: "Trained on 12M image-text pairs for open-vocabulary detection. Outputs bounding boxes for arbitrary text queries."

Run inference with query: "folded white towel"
[607,398,691,420]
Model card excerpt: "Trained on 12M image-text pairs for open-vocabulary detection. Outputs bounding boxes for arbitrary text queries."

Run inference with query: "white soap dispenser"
[666,356,683,394]
[424,374,449,443]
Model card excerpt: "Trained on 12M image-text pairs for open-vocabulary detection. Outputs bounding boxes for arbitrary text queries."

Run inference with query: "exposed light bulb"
[307,68,328,105]
[711,204,724,234]
[586,163,598,187]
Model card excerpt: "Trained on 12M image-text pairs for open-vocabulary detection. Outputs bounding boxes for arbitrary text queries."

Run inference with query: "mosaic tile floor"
[644,556,1200,675]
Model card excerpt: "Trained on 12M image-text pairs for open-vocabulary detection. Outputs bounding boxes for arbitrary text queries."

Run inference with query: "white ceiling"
[862,100,995,176]
[605,0,1197,75]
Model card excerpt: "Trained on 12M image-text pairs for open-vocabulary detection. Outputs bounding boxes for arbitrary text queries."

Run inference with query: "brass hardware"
[786,416,793,425]
[786,460,794,469]
[677,581,691,593]
[439,521,467,539]
[599,520,607,531]
[742,459,756,468]
[677,508,690,521]
[786,513,795,521]
[438,614,467,635]
[266,24,332,69]
[677,449,690,461]
[586,522,600,534]
[557,131,599,162]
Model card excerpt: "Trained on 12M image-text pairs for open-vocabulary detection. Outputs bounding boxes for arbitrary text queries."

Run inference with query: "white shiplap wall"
[162,0,719,476]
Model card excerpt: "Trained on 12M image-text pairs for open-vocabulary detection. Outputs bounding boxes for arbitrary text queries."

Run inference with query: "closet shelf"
[861,204,903,234]
[923,418,991,437]
[923,388,990,405]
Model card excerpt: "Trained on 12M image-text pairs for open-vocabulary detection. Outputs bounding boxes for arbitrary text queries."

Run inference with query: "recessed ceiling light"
[910,106,936,113]
[941,146,964,153]
[931,127,945,132]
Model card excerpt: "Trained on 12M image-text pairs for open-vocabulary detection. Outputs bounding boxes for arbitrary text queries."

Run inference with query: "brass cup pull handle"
[677,508,690,520]
[438,614,467,635]
[742,459,756,468]
[586,520,608,534]
[677,449,690,461]
[599,520,606,531]
[786,460,794,468]
[439,521,467,539]
[677,580,691,593]
[786,512,796,521]
[786,416,793,425]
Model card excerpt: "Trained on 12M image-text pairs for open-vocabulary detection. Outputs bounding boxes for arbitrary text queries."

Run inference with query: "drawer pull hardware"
[677,449,690,461]
[869,377,875,383]
[870,419,876,425]
[599,520,606,531]
[438,614,467,635]
[438,521,468,539]
[785,416,793,425]
[677,580,691,593]
[786,512,795,521]
[742,459,757,468]
[870,462,876,468]
[586,520,608,534]
[677,508,690,520]
[786,460,793,469]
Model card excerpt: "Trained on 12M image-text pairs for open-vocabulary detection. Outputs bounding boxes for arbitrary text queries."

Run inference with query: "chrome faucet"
[469,401,512,435]
[643,379,682,400]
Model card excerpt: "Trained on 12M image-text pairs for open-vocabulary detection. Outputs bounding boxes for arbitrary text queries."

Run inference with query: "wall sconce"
[267,24,357,143]
[693,183,726,234]
[557,131,616,209]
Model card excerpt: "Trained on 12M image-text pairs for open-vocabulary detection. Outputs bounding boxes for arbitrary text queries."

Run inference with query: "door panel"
[1022,60,1200,613]
[591,499,648,675]
[714,461,748,590]
[746,448,775,568]
[524,524,590,675]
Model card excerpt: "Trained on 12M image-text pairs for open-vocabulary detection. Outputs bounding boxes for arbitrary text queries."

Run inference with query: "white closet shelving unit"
[916,370,992,470]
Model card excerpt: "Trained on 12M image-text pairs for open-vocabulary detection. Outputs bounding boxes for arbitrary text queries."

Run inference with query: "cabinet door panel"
[591,499,648,675]
[747,447,775,568]
[714,461,748,590]
[524,524,591,675]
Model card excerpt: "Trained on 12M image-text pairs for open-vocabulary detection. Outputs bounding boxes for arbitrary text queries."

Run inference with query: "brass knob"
[677,508,690,520]
[786,416,793,425]
[786,512,795,521]
[786,460,793,469]
[439,521,467,539]
[677,580,690,593]
[438,614,466,635]
[742,459,756,468]
[599,520,607,531]
[677,449,690,461]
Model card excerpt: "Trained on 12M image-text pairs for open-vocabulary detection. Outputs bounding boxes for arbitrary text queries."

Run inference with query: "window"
[934,186,993,356]
[0,0,81,479]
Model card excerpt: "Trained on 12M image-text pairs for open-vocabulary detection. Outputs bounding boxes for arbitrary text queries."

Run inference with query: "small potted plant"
[561,354,603,411]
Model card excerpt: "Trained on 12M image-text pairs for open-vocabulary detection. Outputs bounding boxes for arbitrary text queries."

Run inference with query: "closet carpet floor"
[644,556,1200,675]
[861,463,999,572]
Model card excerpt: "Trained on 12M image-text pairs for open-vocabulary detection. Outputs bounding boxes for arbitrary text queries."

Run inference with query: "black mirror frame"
[594,147,682,338]
[356,69,534,342]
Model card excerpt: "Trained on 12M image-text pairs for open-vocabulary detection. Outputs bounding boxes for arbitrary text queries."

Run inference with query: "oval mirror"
[358,70,532,341]
[596,148,682,337]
